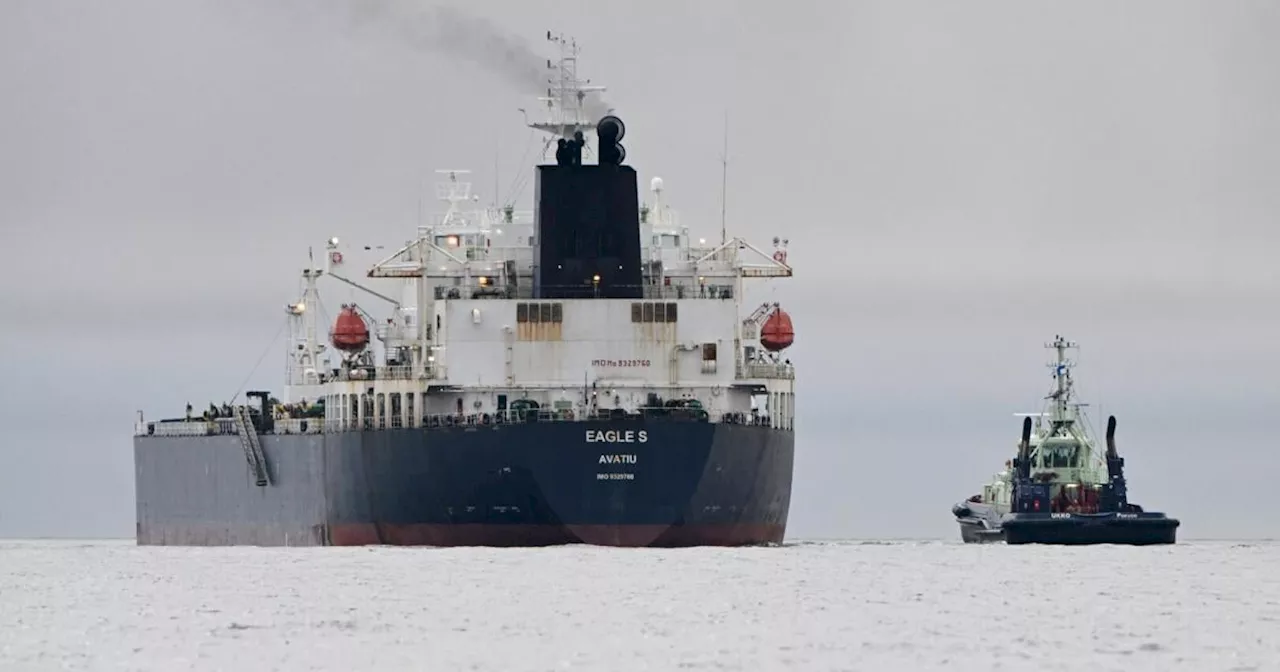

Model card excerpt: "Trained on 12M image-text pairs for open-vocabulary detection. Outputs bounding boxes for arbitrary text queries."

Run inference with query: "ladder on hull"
[232,405,271,486]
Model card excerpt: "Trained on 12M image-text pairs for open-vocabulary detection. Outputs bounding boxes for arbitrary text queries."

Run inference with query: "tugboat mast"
[1045,334,1079,428]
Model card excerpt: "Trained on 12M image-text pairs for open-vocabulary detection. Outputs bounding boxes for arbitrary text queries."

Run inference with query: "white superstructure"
[979,336,1109,511]
[280,34,796,434]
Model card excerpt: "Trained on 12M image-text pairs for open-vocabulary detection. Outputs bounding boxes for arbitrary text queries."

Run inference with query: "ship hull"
[952,501,1006,544]
[134,419,793,547]
[952,501,1178,545]
[1001,511,1179,546]
[957,520,1004,544]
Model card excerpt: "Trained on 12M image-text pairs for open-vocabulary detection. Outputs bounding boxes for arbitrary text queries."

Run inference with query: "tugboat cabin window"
[1040,443,1079,468]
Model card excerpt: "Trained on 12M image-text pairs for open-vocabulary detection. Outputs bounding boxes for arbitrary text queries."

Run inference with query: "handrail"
[736,363,796,380]
[135,404,792,437]
[327,366,418,382]
[433,284,736,301]
[309,358,794,387]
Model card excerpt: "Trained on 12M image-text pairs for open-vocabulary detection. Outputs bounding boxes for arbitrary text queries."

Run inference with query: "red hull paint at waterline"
[326,523,785,547]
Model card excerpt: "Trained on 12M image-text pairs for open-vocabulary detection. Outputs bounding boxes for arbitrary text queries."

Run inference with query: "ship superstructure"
[133,34,798,548]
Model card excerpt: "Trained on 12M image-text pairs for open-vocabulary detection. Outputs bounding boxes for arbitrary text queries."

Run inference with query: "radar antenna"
[523,33,609,160]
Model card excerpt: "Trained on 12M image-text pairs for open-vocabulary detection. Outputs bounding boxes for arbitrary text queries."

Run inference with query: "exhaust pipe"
[1105,415,1117,458]
[1018,416,1033,460]
[1015,416,1034,479]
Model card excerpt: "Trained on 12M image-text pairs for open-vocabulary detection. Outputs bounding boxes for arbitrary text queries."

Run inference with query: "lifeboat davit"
[760,308,795,351]
[331,304,370,352]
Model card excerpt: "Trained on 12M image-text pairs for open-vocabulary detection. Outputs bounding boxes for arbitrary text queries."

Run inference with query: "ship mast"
[523,32,608,146]
[1045,334,1079,428]
[720,110,728,246]
[286,249,324,387]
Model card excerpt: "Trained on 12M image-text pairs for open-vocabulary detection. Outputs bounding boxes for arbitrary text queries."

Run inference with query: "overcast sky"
[1,0,1276,540]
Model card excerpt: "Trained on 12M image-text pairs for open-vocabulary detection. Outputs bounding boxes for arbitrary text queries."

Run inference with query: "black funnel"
[533,116,642,299]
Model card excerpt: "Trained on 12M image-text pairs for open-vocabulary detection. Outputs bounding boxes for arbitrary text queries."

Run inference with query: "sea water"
[1,539,1276,671]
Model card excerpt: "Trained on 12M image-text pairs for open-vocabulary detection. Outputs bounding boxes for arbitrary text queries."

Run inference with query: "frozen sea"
[1,539,1277,671]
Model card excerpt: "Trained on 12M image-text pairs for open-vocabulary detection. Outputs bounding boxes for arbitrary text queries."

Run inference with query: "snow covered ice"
[1,539,1277,671]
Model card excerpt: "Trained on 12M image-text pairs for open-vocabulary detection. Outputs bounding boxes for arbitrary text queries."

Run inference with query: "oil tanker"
[132,34,798,547]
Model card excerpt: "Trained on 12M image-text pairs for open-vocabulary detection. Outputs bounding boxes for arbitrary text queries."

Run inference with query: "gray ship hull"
[134,419,794,547]
[952,500,1006,544]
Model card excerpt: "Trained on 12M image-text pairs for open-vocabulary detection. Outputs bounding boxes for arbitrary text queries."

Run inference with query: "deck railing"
[433,283,736,301]
[135,405,792,437]
[309,359,792,386]
[737,362,795,380]
[328,365,417,382]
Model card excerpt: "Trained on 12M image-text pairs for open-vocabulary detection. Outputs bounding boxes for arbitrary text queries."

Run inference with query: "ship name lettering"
[586,430,647,444]
[598,453,638,465]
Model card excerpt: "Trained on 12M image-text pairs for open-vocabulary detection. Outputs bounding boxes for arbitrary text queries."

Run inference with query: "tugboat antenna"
[1045,335,1077,397]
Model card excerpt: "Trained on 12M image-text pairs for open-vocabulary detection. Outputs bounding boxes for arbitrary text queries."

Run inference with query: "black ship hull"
[952,500,1179,545]
[1001,511,1179,545]
[134,419,794,547]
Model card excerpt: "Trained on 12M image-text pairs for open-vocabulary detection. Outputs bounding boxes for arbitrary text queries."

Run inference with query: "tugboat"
[952,336,1179,545]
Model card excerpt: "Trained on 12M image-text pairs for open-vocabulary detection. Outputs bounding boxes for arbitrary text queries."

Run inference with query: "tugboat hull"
[1001,512,1179,545]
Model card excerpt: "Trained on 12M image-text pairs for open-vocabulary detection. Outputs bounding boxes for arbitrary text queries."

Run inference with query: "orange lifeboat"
[331,304,370,352]
[760,308,794,351]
